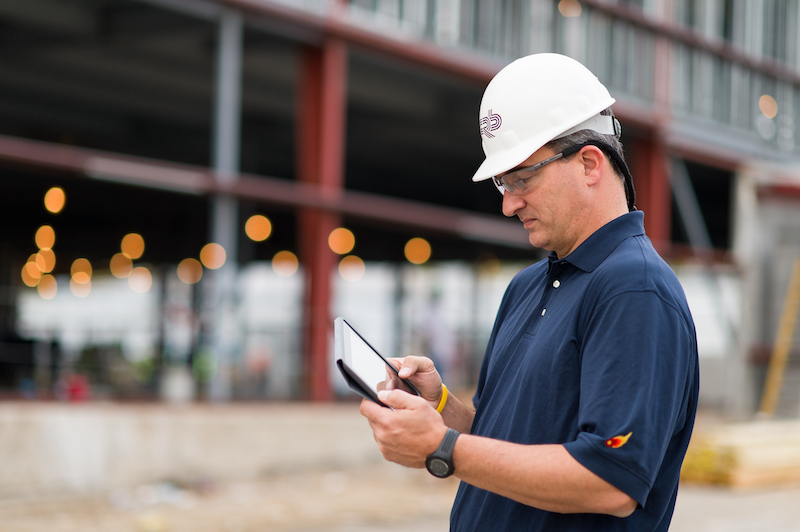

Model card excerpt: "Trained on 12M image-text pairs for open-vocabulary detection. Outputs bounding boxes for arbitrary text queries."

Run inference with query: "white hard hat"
[472,53,616,183]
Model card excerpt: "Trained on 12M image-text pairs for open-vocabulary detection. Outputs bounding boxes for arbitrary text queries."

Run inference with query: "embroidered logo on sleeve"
[605,432,632,448]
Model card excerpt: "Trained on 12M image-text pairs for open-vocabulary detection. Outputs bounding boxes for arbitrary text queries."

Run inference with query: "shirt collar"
[547,211,646,273]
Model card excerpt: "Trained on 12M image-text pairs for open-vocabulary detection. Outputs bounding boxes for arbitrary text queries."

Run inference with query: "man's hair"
[543,108,626,182]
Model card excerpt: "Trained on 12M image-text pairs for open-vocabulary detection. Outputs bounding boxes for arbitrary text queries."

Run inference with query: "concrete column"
[206,8,243,401]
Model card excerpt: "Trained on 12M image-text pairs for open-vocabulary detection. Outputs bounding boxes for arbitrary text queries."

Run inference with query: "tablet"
[334,317,420,407]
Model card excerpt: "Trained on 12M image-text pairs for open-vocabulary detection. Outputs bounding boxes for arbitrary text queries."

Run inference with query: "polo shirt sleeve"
[562,289,696,507]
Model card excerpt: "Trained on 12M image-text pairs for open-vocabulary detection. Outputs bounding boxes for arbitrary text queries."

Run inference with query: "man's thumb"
[378,389,416,409]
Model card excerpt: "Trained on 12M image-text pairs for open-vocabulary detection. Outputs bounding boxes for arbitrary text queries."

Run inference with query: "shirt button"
[541,309,546,316]
[553,280,561,288]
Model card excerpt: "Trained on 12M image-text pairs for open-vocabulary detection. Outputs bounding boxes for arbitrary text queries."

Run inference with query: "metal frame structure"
[4,0,800,403]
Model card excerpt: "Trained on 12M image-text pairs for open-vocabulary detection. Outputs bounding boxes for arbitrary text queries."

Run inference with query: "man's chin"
[527,233,547,250]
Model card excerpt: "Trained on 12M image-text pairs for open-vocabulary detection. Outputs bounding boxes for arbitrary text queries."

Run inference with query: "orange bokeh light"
[759,94,778,119]
[329,227,355,255]
[37,249,56,273]
[200,243,226,269]
[245,214,272,242]
[35,225,55,250]
[121,233,145,259]
[71,258,92,276]
[24,256,42,279]
[272,250,299,277]
[128,266,152,293]
[110,253,133,278]
[177,258,203,284]
[44,187,66,214]
[338,255,365,282]
[558,0,582,17]
[404,237,432,265]
[37,274,57,299]
[21,264,39,287]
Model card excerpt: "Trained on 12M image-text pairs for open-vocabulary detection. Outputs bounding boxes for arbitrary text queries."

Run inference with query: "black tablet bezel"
[334,317,420,407]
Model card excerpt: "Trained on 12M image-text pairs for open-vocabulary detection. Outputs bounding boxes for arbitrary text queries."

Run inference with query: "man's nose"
[501,192,525,218]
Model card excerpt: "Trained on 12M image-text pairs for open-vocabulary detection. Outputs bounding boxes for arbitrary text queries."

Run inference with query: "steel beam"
[628,136,671,254]
[0,134,530,248]
[295,37,348,401]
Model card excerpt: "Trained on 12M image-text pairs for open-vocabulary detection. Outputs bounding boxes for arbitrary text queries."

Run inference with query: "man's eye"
[512,174,532,188]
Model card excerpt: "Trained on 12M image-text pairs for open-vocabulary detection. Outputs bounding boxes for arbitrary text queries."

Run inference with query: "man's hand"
[359,388,447,468]
[388,355,444,409]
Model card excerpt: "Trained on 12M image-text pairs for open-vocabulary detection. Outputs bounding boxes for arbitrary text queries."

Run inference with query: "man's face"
[500,147,586,258]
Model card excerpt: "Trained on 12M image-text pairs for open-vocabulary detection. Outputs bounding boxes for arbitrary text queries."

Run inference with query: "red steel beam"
[628,135,671,255]
[0,134,529,247]
[296,38,348,402]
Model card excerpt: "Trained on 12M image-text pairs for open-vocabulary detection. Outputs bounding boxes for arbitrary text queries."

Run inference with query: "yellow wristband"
[436,384,449,413]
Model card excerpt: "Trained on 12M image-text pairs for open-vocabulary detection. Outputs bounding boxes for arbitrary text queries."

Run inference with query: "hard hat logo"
[479,109,503,138]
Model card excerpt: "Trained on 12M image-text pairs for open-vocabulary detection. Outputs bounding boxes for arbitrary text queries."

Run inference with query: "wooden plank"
[682,420,800,489]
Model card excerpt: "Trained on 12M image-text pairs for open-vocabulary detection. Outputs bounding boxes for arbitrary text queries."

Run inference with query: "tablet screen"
[336,318,419,402]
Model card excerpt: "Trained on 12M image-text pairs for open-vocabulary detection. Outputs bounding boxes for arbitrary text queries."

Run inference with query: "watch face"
[427,457,451,477]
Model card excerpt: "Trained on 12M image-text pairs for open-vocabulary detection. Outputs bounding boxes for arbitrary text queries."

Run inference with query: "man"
[360,53,698,531]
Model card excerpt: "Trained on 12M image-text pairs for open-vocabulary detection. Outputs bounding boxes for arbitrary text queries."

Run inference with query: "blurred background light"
[404,237,431,264]
[110,252,133,278]
[328,227,355,255]
[121,233,145,259]
[128,266,152,293]
[24,261,41,280]
[43,186,66,214]
[70,278,91,298]
[71,258,92,284]
[37,274,57,299]
[759,94,778,118]
[558,0,582,17]
[37,249,55,273]
[177,258,203,284]
[200,243,226,269]
[22,258,41,286]
[272,250,298,277]
[35,225,55,250]
[30,253,47,272]
[245,214,272,242]
[338,255,365,282]
[21,266,39,287]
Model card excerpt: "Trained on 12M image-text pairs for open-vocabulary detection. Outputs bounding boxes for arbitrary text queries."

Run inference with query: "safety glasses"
[492,144,584,195]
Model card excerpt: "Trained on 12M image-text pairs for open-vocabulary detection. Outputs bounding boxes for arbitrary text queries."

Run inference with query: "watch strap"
[438,427,459,455]
[426,428,459,478]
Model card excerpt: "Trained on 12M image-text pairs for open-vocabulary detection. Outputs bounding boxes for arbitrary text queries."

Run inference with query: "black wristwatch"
[425,428,459,478]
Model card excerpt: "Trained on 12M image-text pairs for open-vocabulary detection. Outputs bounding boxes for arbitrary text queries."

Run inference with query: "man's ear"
[578,145,604,185]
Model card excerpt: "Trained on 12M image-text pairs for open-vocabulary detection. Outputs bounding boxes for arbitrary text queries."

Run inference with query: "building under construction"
[1,0,799,417]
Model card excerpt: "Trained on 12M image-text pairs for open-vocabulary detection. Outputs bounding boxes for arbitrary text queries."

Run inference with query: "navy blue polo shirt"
[450,211,699,532]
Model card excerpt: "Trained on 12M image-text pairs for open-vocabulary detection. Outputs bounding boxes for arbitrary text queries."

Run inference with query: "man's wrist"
[435,384,449,413]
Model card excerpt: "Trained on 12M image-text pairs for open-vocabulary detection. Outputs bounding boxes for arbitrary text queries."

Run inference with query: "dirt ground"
[0,462,456,532]
[2,459,800,532]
